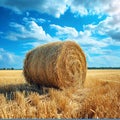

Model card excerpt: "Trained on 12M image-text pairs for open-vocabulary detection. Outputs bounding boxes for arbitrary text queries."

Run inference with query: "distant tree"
[11,68,14,70]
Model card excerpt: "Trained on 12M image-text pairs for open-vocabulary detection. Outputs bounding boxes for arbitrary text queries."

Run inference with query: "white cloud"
[102,38,120,46]
[77,30,108,47]
[99,16,120,41]
[50,24,78,38]
[85,45,120,66]
[27,21,51,41]
[10,22,26,32]
[87,55,120,67]
[83,15,120,41]
[50,24,108,48]
[23,40,57,48]
[0,0,120,18]
[23,17,50,24]
[4,19,61,48]
[71,0,120,41]
[0,48,23,68]
[0,0,68,18]
[7,20,53,43]
[2,0,119,41]
[0,48,15,63]
[105,0,120,16]
[69,0,120,17]
[86,47,110,55]
[69,1,88,16]
[38,18,46,23]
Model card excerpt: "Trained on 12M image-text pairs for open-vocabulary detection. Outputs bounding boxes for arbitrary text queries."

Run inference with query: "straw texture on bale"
[23,41,87,89]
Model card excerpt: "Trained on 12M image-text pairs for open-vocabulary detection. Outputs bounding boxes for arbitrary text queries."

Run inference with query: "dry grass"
[84,69,120,88]
[0,70,120,118]
[0,70,25,86]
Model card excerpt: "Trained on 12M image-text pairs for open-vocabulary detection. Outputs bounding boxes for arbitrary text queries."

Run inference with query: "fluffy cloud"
[69,0,120,17]
[50,24,108,48]
[23,17,50,24]
[87,55,120,67]
[38,18,46,23]
[50,24,78,38]
[0,0,68,18]
[0,48,22,68]
[70,0,120,41]
[0,0,119,17]
[83,16,120,41]
[26,21,52,41]
[6,20,52,43]
[0,48,14,63]
[3,18,61,48]
[105,0,120,16]
[78,30,108,47]
[99,16,120,41]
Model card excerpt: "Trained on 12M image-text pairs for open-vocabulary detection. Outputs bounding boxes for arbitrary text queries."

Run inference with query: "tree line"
[88,67,120,69]
[0,68,15,70]
[0,67,120,70]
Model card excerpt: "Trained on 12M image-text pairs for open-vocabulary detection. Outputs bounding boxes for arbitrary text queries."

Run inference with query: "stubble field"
[0,70,120,118]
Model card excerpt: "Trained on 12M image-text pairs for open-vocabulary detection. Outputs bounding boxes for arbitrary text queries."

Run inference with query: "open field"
[0,70,120,118]
[0,70,25,86]
[85,69,120,87]
[0,69,119,87]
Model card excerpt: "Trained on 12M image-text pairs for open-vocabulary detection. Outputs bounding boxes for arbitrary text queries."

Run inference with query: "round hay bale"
[23,41,87,89]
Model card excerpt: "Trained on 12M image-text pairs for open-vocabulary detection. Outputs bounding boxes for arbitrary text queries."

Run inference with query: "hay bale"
[23,41,87,89]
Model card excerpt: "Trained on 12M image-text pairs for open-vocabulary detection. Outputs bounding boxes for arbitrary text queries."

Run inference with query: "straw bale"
[23,41,87,89]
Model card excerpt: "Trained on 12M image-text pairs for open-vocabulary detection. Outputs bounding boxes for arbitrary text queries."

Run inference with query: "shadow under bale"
[0,83,50,100]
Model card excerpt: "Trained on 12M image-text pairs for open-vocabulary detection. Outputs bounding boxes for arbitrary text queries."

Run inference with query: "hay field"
[0,69,120,118]
[0,70,25,86]
[85,69,120,87]
[0,70,119,87]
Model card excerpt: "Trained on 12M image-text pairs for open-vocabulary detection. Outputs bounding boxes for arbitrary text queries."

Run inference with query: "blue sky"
[0,0,120,68]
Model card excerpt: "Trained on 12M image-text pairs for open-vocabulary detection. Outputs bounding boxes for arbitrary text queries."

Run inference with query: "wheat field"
[0,70,26,86]
[0,69,120,118]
